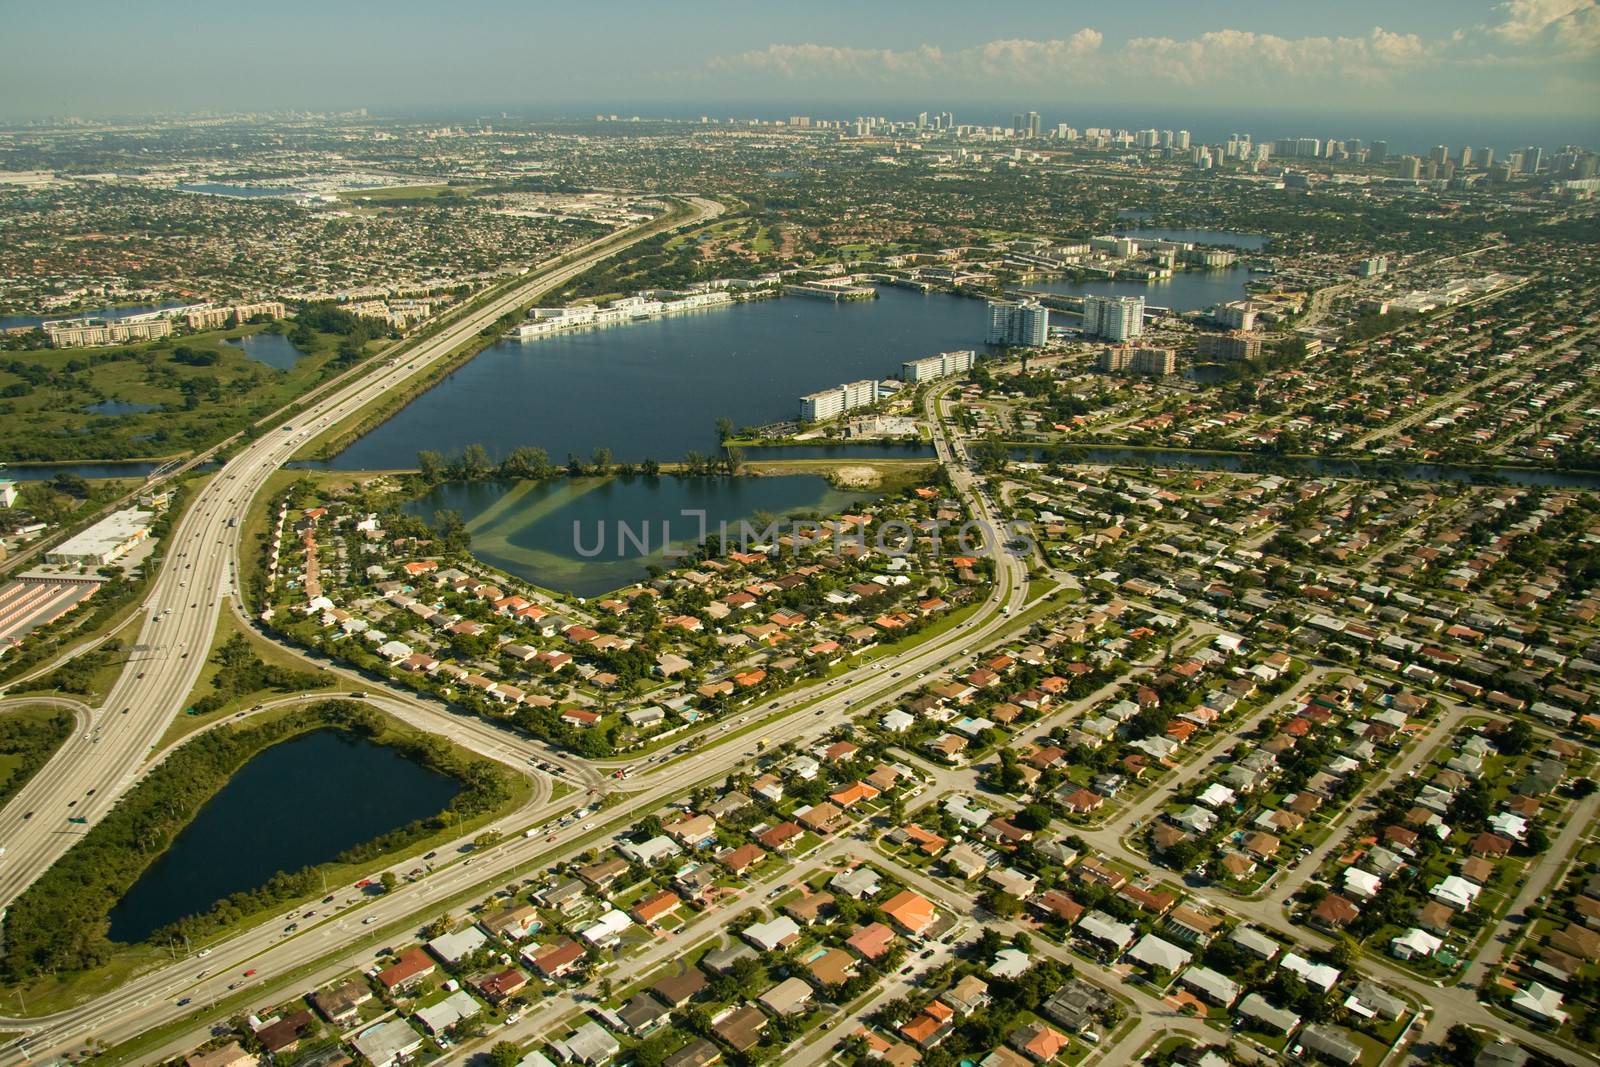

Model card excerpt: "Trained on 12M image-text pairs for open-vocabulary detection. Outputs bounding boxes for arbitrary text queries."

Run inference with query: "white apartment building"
[902,349,976,383]
[800,379,879,421]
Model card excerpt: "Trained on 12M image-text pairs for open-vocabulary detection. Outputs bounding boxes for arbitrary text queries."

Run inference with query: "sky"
[2,1,1597,141]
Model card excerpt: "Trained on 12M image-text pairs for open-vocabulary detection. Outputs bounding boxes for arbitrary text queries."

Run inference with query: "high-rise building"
[1130,347,1177,376]
[1136,128,1160,149]
[1479,147,1495,170]
[1175,130,1191,150]
[987,301,1050,346]
[1398,156,1422,180]
[1082,295,1144,341]
[1012,113,1025,137]
[1098,345,1174,375]
[1458,146,1473,170]
[1196,333,1263,362]
[1368,140,1388,163]
[917,112,928,129]
[1027,111,1041,139]
[1523,146,1543,173]
[1429,145,1450,164]
[1213,301,1257,331]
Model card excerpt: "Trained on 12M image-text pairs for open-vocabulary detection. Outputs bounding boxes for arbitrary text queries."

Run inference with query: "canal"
[106,729,461,944]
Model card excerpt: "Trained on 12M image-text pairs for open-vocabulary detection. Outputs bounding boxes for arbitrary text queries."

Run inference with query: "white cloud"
[714,26,1432,91]
[1126,28,1433,88]
[1490,0,1600,52]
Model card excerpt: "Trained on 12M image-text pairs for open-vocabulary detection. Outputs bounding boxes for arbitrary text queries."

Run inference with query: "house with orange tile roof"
[883,890,937,936]
[899,1001,955,1049]
[830,782,881,808]
[631,890,684,927]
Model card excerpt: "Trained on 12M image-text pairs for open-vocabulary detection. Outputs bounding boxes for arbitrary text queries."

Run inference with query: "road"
[0,309,1046,1061]
[0,197,724,912]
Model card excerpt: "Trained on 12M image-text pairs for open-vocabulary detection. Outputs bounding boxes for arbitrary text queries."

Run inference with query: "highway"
[0,196,724,912]
[0,233,1050,1062]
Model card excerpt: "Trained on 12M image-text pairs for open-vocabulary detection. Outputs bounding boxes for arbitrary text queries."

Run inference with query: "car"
[177,997,191,1007]
[243,969,257,977]
[197,948,211,958]
[920,949,935,959]
[363,916,377,925]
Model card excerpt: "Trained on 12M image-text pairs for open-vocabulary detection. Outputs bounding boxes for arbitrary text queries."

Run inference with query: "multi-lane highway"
[0,205,1054,1061]
[0,197,724,910]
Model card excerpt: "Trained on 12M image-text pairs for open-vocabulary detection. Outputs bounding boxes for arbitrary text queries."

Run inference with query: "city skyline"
[1,0,1597,132]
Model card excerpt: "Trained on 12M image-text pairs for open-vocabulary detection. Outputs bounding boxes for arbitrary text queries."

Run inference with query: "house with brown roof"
[784,891,835,924]
[717,843,766,874]
[529,938,587,980]
[631,890,684,927]
[1311,893,1360,929]
[1470,832,1513,858]
[847,922,897,961]
[375,947,436,992]
[756,821,803,851]
[799,801,846,834]
[1030,890,1084,927]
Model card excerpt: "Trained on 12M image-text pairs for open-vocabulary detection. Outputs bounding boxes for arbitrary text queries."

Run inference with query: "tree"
[592,447,612,476]
[716,416,734,442]
[380,871,398,894]
[459,443,491,479]
[1498,719,1534,756]
[417,450,446,483]
[980,889,1022,918]
[1440,1025,1485,1067]
[1327,934,1362,968]
[488,1042,524,1067]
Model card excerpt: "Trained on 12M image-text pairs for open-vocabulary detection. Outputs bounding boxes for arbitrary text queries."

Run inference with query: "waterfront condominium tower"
[1082,294,1145,341]
[987,300,1050,346]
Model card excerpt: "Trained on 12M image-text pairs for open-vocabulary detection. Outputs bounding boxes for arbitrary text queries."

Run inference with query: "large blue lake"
[327,287,991,469]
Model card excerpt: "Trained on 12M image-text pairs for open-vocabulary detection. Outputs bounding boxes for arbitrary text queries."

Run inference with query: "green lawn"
[0,322,365,463]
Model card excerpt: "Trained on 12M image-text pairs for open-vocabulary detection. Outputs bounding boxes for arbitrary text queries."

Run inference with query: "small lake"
[406,474,880,597]
[177,182,303,198]
[82,400,161,417]
[1008,445,1600,490]
[1027,268,1250,312]
[1113,227,1269,250]
[105,729,461,944]
[0,302,189,331]
[227,332,305,370]
[326,286,991,469]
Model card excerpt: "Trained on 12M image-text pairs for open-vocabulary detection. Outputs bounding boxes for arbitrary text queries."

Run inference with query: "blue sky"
[2,1,1596,133]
